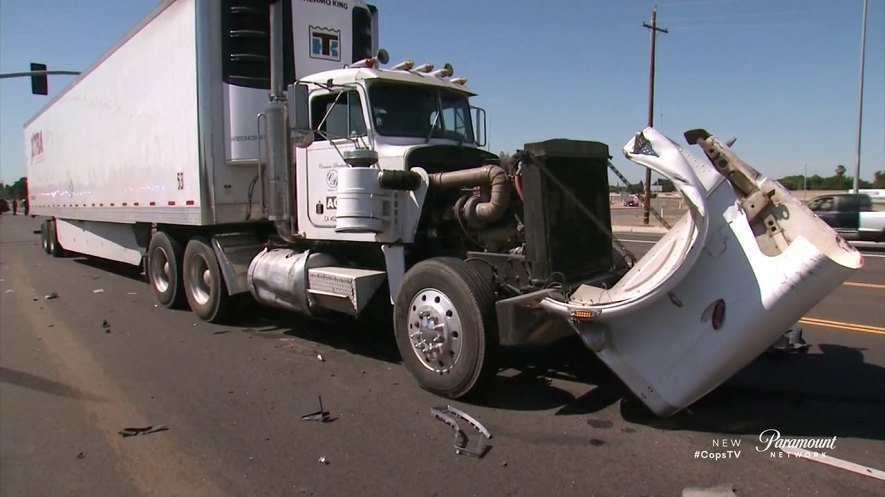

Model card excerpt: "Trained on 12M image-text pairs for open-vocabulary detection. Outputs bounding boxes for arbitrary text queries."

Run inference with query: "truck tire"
[393,257,498,399]
[183,237,231,323]
[47,219,66,257]
[147,232,186,309]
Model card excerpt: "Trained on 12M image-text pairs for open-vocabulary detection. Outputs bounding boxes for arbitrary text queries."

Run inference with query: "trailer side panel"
[25,0,202,225]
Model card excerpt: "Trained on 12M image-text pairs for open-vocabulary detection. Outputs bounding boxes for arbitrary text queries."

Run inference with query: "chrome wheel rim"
[150,247,171,294]
[188,254,212,306]
[407,288,462,373]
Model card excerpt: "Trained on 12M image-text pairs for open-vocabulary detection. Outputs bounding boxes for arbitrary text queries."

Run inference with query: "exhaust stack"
[266,0,295,241]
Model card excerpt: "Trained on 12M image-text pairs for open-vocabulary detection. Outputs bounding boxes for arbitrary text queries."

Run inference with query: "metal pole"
[853,0,868,194]
[803,162,808,200]
[643,7,668,225]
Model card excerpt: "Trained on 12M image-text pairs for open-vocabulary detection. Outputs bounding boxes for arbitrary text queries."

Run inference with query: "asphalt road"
[2,214,883,496]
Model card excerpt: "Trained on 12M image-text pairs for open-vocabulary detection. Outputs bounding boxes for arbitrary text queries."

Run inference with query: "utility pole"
[642,7,668,225]
[853,0,869,194]
[803,162,808,200]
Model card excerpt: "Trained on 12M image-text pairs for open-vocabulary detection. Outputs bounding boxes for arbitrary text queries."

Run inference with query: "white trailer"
[27,0,377,261]
[25,0,863,416]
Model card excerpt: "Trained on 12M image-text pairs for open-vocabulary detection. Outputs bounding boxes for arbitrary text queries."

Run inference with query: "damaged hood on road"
[540,127,863,416]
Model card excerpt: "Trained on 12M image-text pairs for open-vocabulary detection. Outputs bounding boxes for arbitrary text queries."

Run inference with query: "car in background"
[623,194,640,207]
[807,193,885,242]
[0,199,9,214]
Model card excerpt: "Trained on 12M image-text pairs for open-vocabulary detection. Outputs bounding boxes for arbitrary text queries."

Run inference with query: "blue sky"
[1,0,882,186]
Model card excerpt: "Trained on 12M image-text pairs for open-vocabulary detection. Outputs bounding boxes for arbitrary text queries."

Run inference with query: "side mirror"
[289,83,313,148]
[471,106,487,147]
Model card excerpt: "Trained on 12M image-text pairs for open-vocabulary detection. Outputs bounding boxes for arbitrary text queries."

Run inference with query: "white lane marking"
[779,447,885,481]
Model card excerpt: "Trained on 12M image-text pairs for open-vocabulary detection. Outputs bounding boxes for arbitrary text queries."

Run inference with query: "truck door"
[304,90,369,228]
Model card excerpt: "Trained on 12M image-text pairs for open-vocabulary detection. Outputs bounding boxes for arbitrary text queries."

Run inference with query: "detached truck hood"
[541,127,863,416]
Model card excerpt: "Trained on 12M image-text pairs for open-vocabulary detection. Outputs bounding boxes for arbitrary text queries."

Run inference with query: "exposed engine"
[408,140,623,294]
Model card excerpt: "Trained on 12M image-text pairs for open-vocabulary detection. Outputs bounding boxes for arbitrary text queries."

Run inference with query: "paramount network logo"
[310,26,340,61]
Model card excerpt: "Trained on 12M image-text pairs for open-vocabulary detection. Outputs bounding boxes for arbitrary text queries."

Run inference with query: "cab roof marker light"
[391,60,414,71]
[348,57,376,69]
[412,63,434,73]
[348,49,389,69]
[449,77,468,85]
[430,63,453,78]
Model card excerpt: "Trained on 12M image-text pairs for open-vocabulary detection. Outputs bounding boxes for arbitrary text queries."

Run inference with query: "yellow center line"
[799,317,885,336]
[843,281,885,290]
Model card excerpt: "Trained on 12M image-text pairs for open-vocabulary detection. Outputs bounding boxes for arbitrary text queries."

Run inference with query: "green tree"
[653,178,675,193]
[873,170,885,188]
[5,177,27,200]
[777,174,805,190]
[498,151,513,171]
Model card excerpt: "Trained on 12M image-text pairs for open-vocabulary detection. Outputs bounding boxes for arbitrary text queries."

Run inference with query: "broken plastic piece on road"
[317,456,329,464]
[301,396,331,422]
[93,288,104,294]
[44,292,58,300]
[766,326,810,355]
[316,354,325,362]
[430,405,492,458]
[118,425,169,437]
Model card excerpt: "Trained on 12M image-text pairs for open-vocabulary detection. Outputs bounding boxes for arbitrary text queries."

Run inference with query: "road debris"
[4,289,13,294]
[317,456,329,465]
[76,452,86,459]
[44,292,58,300]
[92,288,104,294]
[766,326,810,355]
[316,354,325,362]
[430,405,492,458]
[118,425,169,437]
[301,396,331,423]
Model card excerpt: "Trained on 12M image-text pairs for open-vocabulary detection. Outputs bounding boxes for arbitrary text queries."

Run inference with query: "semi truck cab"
[293,64,493,242]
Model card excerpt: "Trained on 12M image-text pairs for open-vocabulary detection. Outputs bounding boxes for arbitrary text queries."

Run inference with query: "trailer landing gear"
[394,258,498,399]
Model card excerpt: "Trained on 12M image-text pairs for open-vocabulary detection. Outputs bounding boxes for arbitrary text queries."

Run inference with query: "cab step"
[307,267,386,316]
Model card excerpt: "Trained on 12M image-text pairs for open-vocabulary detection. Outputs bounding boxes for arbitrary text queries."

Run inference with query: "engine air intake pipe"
[429,165,511,226]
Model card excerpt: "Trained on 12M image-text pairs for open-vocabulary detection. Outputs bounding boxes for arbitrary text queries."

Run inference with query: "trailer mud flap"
[540,127,863,416]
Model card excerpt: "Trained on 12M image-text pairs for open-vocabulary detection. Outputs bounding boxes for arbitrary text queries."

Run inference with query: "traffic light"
[30,63,48,95]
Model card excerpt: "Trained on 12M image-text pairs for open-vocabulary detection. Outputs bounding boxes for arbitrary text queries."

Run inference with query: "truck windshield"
[368,82,474,143]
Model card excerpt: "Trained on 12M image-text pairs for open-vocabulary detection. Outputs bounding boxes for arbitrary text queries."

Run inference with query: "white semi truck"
[25,0,863,415]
